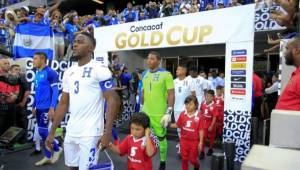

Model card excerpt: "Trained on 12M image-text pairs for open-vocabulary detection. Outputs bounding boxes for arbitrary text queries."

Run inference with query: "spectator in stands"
[50,10,65,61]
[265,73,279,115]
[10,64,30,143]
[19,6,29,19]
[89,9,106,28]
[0,13,9,52]
[270,0,297,28]
[180,0,192,14]
[65,13,87,60]
[146,1,160,19]
[205,3,214,10]
[123,2,138,22]
[138,10,148,21]
[229,0,242,7]
[190,0,200,13]
[161,0,174,17]
[217,1,225,9]
[275,36,300,110]
[173,0,181,15]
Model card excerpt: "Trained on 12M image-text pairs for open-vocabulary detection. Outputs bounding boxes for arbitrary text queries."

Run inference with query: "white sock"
[35,139,41,151]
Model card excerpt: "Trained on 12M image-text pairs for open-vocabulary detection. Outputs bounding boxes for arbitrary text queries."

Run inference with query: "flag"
[13,22,54,59]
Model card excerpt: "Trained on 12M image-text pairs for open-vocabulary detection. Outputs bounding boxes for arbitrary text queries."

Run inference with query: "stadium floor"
[0,132,241,170]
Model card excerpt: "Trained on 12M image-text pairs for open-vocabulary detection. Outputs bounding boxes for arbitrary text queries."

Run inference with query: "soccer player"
[170,95,201,170]
[109,112,157,170]
[141,51,175,170]
[215,86,224,137]
[32,52,62,166]
[174,65,196,153]
[189,67,208,104]
[199,90,218,159]
[46,32,121,170]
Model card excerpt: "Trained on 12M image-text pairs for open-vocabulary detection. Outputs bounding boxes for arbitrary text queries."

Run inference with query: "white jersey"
[188,75,208,103]
[174,77,195,112]
[209,76,224,92]
[62,60,112,137]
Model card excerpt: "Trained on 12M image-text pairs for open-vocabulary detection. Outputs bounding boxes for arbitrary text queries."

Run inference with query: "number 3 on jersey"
[74,81,79,94]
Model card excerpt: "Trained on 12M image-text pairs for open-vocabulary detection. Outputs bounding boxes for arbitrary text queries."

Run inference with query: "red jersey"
[199,101,218,129]
[176,111,201,141]
[215,95,224,114]
[276,67,300,111]
[118,135,157,170]
[200,101,218,120]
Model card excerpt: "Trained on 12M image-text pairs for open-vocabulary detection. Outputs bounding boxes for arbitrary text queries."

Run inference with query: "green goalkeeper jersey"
[142,68,174,117]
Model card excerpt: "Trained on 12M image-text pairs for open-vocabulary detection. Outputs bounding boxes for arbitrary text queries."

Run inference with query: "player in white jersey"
[188,67,208,104]
[174,65,196,153]
[46,32,120,170]
[200,71,212,91]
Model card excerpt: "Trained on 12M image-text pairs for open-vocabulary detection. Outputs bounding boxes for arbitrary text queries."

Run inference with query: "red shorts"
[180,138,199,161]
[199,119,212,129]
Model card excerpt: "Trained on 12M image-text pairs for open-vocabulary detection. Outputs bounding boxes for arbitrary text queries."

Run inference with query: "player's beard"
[285,50,295,66]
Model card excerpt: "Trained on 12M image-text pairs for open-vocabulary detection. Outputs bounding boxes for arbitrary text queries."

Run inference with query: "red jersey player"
[215,86,224,137]
[199,90,218,159]
[109,113,157,170]
[170,95,200,170]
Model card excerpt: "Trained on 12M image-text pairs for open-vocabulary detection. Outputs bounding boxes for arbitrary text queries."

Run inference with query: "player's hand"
[160,107,173,128]
[208,125,213,132]
[45,134,55,151]
[32,108,36,117]
[145,128,151,137]
[160,114,171,128]
[98,131,112,151]
[48,108,55,121]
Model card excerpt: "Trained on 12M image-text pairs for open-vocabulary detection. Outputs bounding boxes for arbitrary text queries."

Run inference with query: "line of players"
[107,64,225,170]
[171,65,225,170]
[29,32,225,170]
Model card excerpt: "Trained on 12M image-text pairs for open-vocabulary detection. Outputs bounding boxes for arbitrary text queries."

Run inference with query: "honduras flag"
[13,22,54,59]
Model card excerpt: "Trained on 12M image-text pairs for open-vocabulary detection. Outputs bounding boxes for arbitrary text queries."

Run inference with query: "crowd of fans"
[0,0,254,60]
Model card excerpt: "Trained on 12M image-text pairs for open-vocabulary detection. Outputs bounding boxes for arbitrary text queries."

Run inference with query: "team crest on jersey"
[194,116,199,121]
[153,73,160,81]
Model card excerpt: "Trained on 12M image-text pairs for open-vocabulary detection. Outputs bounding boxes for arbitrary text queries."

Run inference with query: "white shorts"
[54,36,64,46]
[64,135,100,169]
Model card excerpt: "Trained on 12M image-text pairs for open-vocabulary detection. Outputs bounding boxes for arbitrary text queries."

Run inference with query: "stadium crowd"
[0,0,256,60]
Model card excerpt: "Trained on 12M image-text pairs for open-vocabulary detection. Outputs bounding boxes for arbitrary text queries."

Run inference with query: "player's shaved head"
[79,32,96,49]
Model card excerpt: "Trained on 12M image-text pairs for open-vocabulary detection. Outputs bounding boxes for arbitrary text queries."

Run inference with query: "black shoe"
[30,150,41,156]
[194,165,200,170]
[199,151,205,160]
[207,149,213,156]
[159,161,166,170]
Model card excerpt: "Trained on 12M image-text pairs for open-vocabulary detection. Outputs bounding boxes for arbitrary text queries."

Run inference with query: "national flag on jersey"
[13,22,54,59]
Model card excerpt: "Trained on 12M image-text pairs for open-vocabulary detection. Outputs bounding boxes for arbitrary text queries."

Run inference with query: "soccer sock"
[159,137,168,162]
[52,140,60,152]
[35,139,41,151]
[209,137,215,149]
[182,159,188,170]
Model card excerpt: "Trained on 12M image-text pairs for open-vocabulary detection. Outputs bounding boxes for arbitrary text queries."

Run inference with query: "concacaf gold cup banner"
[94,4,255,52]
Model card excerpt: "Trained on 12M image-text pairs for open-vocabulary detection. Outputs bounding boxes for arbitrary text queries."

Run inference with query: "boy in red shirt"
[215,86,224,137]
[170,95,201,170]
[199,90,218,159]
[109,112,157,170]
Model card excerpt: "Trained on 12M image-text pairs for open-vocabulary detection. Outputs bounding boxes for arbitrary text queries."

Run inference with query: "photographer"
[0,59,20,135]
[10,64,30,143]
